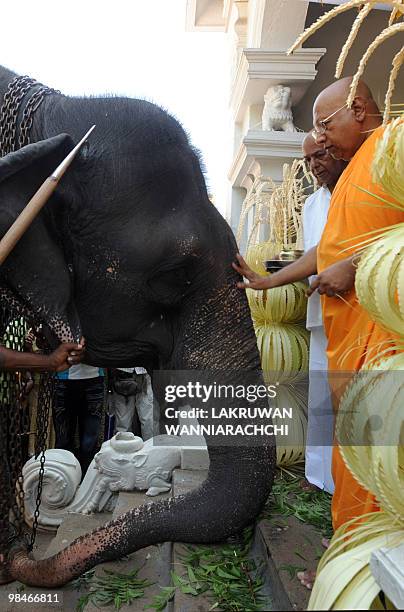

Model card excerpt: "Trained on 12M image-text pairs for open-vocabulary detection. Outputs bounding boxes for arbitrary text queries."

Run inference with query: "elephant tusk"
[0,124,96,266]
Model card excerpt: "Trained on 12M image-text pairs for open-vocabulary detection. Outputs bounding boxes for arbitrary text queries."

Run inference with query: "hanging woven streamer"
[247,290,309,465]
[247,282,308,324]
[272,383,308,467]
[287,0,404,124]
[237,160,310,253]
[239,161,311,466]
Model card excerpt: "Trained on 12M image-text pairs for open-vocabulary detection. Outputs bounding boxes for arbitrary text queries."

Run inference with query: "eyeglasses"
[312,103,348,140]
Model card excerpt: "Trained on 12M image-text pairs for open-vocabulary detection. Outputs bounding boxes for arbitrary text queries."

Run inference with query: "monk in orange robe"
[233,77,402,537]
[308,77,404,530]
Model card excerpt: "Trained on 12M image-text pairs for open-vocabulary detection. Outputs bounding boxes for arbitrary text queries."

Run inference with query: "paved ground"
[0,471,327,611]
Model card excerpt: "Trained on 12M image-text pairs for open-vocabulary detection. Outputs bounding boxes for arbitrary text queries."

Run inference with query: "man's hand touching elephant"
[307,256,358,298]
[232,254,274,290]
[233,247,319,291]
[47,339,85,372]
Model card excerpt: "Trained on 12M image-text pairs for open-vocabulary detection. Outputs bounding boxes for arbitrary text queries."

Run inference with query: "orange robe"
[317,126,404,530]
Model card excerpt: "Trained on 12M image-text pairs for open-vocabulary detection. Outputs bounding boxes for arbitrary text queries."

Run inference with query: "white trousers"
[305,326,335,494]
[113,374,154,441]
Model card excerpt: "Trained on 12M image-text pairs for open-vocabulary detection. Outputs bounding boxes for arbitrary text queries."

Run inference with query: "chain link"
[0,75,61,552]
[0,316,29,549]
[29,366,53,551]
[0,310,55,553]
[0,76,36,157]
[0,75,59,156]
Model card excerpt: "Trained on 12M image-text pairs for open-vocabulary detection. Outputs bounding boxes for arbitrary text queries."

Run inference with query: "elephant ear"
[0,134,82,343]
[0,134,71,182]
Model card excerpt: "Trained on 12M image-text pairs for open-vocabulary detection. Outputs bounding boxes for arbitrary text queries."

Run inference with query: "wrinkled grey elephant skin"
[0,65,275,587]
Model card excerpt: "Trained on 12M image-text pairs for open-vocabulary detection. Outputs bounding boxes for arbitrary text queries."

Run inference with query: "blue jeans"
[53,376,105,475]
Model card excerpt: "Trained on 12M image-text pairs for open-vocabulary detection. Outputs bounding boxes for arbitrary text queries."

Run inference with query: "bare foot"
[297,569,316,590]
[299,478,319,492]
[321,537,330,549]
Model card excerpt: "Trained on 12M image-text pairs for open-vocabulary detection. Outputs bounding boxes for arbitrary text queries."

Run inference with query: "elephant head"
[0,66,276,586]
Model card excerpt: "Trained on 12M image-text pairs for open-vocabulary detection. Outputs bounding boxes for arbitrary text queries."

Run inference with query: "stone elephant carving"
[22,433,182,531]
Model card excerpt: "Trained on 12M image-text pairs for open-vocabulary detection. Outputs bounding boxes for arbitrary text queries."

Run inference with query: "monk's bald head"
[314,77,377,117]
[312,77,381,161]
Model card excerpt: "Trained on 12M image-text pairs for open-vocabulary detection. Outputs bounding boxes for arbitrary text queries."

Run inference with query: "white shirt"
[303,186,331,330]
[57,363,104,380]
[117,367,147,374]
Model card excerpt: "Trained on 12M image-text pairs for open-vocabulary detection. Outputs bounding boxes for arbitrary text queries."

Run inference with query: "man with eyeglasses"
[309,76,404,533]
[233,135,345,500]
[301,135,346,496]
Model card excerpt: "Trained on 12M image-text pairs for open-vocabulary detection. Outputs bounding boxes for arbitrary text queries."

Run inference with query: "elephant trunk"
[10,446,273,587]
[9,268,275,587]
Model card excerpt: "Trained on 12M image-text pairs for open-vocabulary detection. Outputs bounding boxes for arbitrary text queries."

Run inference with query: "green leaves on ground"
[263,471,333,538]
[70,568,95,592]
[147,526,268,611]
[144,586,176,611]
[75,567,153,611]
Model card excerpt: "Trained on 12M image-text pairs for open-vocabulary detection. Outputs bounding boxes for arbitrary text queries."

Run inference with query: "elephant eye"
[147,265,193,306]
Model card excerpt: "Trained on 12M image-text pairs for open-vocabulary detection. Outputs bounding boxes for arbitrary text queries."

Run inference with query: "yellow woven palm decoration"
[237,160,309,255]
[308,95,404,612]
[273,384,308,467]
[238,161,310,466]
[247,283,307,324]
[245,242,281,276]
[372,116,404,204]
[337,354,404,518]
[309,512,403,610]
[355,118,404,338]
[288,0,404,123]
[355,224,404,338]
[309,354,404,610]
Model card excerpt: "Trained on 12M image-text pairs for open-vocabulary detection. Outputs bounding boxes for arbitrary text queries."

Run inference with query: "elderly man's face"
[312,97,367,161]
[303,139,345,187]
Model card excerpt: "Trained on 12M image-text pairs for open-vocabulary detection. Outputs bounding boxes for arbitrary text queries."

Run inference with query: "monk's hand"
[307,258,356,298]
[47,341,85,372]
[232,253,272,290]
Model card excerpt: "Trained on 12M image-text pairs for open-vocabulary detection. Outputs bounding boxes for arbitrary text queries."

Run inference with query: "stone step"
[257,514,325,611]
[45,511,113,557]
[82,491,172,612]
[0,513,112,612]
[170,469,275,611]
[171,469,212,612]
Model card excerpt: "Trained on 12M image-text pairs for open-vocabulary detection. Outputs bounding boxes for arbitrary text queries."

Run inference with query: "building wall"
[294,2,404,131]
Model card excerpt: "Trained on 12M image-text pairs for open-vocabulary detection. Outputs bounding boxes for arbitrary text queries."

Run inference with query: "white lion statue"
[262,85,296,132]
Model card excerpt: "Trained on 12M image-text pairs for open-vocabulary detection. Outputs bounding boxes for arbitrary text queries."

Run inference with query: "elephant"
[0,64,276,587]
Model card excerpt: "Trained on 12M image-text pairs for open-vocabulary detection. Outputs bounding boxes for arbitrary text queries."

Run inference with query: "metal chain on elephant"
[29,369,53,551]
[0,301,55,553]
[0,75,60,552]
[0,75,59,156]
[0,314,29,548]
[0,76,36,156]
